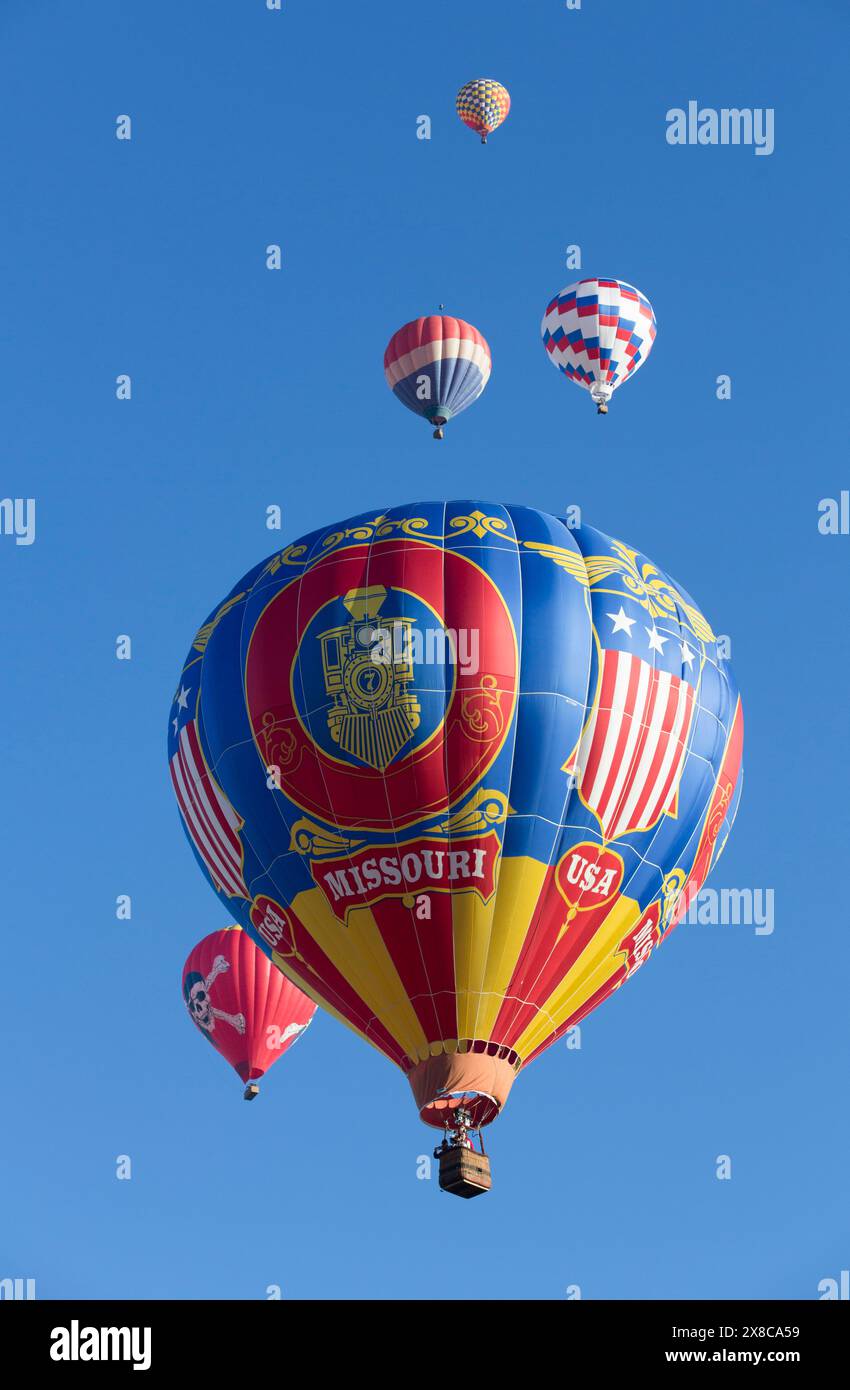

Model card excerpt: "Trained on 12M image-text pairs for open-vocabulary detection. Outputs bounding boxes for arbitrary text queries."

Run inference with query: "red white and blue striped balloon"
[541,277,657,413]
[384,315,491,439]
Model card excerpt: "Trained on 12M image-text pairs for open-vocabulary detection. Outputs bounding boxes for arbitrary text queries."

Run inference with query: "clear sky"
[1,0,848,1301]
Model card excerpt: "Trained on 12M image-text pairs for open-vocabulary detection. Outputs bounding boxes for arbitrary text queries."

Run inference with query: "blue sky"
[1,0,848,1300]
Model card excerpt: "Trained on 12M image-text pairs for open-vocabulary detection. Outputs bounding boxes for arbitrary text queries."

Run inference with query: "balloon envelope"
[384,316,491,436]
[169,502,742,1128]
[541,277,657,409]
[182,926,315,1086]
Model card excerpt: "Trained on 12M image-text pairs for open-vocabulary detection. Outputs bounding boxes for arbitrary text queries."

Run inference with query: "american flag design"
[572,649,696,841]
[169,717,249,900]
[541,277,657,408]
[169,502,743,1130]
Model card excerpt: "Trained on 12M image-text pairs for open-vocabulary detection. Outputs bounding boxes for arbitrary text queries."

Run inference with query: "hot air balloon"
[456,78,511,143]
[384,315,491,439]
[541,277,657,414]
[181,926,316,1099]
[169,501,742,1192]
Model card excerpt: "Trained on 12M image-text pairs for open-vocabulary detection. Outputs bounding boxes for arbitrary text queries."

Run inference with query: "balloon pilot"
[433,1106,492,1198]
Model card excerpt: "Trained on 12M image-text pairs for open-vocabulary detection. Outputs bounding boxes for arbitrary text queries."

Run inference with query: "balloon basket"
[437,1146,492,1198]
[243,1083,260,1101]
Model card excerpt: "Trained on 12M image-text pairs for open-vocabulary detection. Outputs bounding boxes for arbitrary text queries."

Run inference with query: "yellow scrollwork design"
[458,674,505,741]
[524,538,716,643]
[289,818,363,857]
[449,510,509,540]
[263,544,309,577]
[319,515,430,551]
[433,788,513,836]
[660,867,687,929]
[260,713,302,777]
[522,541,589,585]
[375,516,431,539]
[192,592,246,653]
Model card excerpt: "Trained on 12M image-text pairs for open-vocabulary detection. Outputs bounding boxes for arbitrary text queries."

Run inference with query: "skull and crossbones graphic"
[183,955,246,1036]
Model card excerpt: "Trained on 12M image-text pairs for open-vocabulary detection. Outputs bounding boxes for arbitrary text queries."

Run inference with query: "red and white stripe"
[170,720,249,899]
[575,650,696,840]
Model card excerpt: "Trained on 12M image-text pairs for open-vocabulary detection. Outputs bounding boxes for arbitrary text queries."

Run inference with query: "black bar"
[2,1298,847,1376]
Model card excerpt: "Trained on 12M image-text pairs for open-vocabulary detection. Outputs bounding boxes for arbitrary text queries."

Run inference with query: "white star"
[646,626,668,653]
[176,685,190,710]
[172,716,179,735]
[680,642,696,667]
[608,606,636,636]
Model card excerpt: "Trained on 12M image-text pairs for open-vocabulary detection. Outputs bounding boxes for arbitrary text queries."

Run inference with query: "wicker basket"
[437,1147,492,1198]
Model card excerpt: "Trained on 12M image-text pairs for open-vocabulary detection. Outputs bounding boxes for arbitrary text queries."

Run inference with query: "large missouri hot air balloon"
[456,78,511,143]
[384,315,491,439]
[181,926,315,1098]
[541,277,657,414]
[169,502,742,1192]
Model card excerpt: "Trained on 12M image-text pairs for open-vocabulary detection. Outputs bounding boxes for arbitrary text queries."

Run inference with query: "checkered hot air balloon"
[383,315,491,439]
[456,78,511,143]
[182,926,316,1099]
[169,501,743,1190]
[541,277,657,414]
